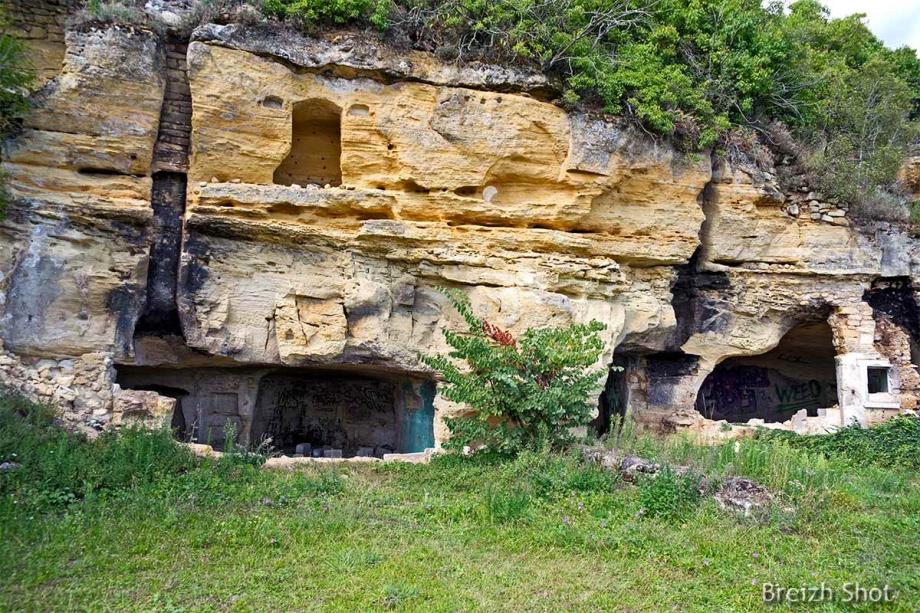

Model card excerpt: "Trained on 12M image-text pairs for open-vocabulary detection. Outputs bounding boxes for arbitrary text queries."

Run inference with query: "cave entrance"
[115,366,435,457]
[115,367,198,441]
[251,371,434,458]
[593,357,629,436]
[134,385,191,439]
[273,98,342,187]
[696,321,839,423]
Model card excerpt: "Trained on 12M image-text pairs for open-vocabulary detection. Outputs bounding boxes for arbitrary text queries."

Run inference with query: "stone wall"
[4,0,81,84]
[152,41,193,173]
[0,340,114,436]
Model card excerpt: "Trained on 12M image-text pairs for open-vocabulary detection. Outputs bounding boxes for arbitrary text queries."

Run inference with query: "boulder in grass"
[714,477,774,517]
[619,456,662,482]
[579,445,620,470]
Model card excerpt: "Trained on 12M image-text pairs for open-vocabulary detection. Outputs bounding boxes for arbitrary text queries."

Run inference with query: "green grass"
[1,394,918,611]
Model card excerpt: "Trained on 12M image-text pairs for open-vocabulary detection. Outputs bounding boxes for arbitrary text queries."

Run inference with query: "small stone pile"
[784,190,849,225]
[582,447,777,517]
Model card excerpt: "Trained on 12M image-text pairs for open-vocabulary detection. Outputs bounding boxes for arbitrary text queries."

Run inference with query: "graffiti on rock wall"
[697,364,837,423]
[774,379,826,412]
[252,374,399,454]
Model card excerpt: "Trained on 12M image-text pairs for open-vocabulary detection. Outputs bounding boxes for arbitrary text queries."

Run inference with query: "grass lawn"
[1,395,918,611]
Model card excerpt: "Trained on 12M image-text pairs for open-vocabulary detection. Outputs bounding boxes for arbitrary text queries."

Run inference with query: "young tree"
[0,9,34,217]
[421,289,610,455]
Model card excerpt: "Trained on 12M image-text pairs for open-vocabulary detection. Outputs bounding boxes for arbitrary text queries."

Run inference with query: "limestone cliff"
[1,12,918,451]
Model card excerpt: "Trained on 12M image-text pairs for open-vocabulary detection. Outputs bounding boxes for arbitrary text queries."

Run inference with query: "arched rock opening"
[696,321,839,423]
[593,355,630,436]
[274,98,342,187]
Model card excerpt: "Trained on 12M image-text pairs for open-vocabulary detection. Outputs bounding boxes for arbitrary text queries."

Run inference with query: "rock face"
[1,17,918,449]
[111,387,176,428]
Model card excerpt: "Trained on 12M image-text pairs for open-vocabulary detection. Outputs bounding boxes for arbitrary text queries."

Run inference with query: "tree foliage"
[262,0,391,30]
[777,1,919,217]
[0,9,34,217]
[420,289,609,455]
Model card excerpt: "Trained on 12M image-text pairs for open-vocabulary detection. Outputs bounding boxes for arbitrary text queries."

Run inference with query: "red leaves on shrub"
[482,321,516,347]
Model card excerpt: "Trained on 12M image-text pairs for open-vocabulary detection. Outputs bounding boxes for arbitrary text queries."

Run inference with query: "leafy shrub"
[757,415,920,470]
[637,467,701,520]
[420,289,608,454]
[0,8,34,218]
[262,0,391,30]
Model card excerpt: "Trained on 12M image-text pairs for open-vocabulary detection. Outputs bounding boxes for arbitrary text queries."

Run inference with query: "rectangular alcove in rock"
[115,366,435,457]
[273,98,342,187]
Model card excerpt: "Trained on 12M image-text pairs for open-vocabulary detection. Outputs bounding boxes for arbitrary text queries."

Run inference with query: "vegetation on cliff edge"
[34,0,920,218]
[0,8,34,217]
[260,0,920,218]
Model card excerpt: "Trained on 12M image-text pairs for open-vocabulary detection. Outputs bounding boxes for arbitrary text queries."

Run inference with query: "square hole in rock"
[867,367,890,394]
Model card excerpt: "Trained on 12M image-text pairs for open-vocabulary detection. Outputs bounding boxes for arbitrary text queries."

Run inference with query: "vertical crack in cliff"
[151,38,193,174]
[135,171,187,337]
[134,37,193,342]
[666,155,728,351]
[696,155,720,271]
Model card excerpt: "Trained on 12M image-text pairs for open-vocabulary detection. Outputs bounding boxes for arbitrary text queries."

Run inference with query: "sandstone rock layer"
[1,18,918,447]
